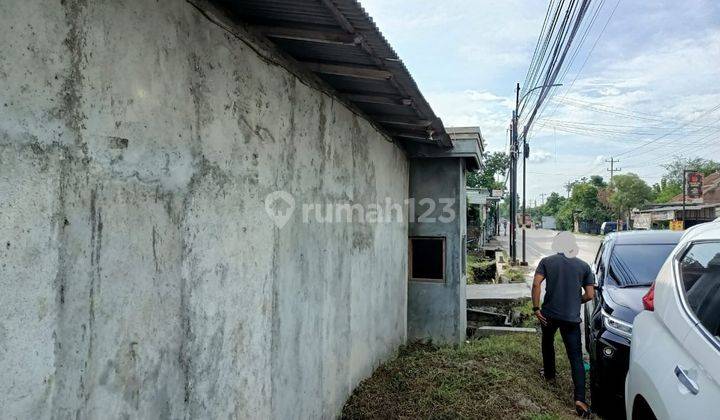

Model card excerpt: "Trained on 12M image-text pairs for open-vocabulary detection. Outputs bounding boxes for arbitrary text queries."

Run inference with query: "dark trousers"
[541,316,586,403]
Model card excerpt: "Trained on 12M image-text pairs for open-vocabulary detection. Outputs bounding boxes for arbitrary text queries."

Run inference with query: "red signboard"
[686,172,703,203]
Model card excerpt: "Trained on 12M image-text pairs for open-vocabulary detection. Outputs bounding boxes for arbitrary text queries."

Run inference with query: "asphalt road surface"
[520,228,602,269]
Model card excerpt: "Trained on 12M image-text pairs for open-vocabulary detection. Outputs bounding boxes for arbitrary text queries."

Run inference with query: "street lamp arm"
[518,83,563,108]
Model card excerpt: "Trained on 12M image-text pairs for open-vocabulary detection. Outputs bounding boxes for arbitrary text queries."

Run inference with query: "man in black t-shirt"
[532,232,595,417]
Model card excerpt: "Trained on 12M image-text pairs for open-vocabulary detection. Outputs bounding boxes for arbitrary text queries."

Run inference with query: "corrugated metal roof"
[218,0,451,146]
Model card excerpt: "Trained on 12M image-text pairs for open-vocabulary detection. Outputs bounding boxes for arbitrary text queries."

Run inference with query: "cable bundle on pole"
[510,0,599,263]
[521,0,595,140]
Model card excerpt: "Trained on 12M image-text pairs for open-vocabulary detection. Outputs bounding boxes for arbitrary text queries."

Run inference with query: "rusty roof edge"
[340,0,452,147]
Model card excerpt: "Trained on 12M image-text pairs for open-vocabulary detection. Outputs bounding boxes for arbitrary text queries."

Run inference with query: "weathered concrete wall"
[407,158,467,344]
[0,1,408,418]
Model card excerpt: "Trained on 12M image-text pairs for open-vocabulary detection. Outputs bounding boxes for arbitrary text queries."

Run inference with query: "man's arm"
[581,284,595,303]
[532,272,547,325]
[581,265,596,303]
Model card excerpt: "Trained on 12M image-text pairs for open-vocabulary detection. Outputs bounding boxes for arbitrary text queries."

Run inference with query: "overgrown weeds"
[467,254,497,284]
[342,330,583,419]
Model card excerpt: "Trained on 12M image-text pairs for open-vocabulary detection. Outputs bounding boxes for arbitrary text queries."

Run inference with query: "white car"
[625,221,720,419]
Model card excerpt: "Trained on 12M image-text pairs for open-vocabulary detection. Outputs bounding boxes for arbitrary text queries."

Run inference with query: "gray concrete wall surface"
[407,158,467,344]
[0,1,408,418]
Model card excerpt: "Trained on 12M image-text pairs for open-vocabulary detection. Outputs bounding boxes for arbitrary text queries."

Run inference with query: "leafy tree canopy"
[551,178,613,230]
[661,157,720,185]
[651,157,720,203]
[652,178,682,203]
[467,152,509,190]
[609,173,653,216]
[543,192,566,216]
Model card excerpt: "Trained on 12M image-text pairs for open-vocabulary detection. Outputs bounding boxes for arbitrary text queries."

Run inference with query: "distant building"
[633,172,720,229]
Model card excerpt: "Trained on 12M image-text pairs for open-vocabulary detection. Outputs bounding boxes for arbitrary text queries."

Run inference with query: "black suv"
[584,230,682,414]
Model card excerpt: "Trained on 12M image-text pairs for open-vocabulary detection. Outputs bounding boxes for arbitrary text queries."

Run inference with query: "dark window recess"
[410,237,445,281]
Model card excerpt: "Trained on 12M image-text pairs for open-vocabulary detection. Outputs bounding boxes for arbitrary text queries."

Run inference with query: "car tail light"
[643,283,655,311]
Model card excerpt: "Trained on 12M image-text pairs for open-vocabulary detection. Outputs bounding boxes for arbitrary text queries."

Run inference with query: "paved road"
[469,229,602,301]
[521,228,602,269]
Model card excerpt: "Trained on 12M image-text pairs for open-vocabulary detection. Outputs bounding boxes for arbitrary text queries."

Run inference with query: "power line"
[613,102,720,157]
[532,0,622,126]
[522,0,595,140]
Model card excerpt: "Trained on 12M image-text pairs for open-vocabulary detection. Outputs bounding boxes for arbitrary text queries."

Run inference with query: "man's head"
[552,231,578,258]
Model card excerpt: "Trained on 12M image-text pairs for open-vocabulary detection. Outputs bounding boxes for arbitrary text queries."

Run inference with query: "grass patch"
[342,331,584,420]
[504,267,527,283]
[467,254,497,284]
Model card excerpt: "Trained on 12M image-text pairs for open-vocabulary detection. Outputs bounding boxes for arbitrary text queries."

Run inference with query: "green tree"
[652,178,682,203]
[661,157,720,185]
[651,157,720,203]
[589,175,607,188]
[609,173,654,225]
[554,178,613,231]
[540,192,566,216]
[467,152,509,190]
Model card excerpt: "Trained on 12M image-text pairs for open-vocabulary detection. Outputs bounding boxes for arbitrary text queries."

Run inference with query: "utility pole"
[509,115,516,264]
[508,82,520,265]
[682,170,686,227]
[606,157,621,184]
[538,192,547,206]
[509,81,561,264]
[521,121,528,266]
[681,169,695,228]
[606,156,623,229]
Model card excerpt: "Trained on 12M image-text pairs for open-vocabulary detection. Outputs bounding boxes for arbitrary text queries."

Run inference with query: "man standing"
[531,232,595,417]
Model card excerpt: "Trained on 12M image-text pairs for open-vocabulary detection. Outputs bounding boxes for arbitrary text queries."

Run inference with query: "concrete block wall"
[0,0,408,418]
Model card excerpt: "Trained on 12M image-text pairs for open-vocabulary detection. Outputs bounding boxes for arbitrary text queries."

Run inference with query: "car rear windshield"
[608,244,677,287]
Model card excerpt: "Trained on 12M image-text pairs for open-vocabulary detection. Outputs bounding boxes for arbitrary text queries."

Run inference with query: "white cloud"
[359,0,720,201]
[425,90,514,152]
[528,149,552,163]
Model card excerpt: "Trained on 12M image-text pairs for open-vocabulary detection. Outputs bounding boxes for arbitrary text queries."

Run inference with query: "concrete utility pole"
[521,132,528,266]
[508,82,561,264]
[508,83,520,265]
[606,157,621,184]
[681,168,697,227]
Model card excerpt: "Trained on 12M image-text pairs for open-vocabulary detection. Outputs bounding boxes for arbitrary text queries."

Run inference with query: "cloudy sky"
[360,0,720,203]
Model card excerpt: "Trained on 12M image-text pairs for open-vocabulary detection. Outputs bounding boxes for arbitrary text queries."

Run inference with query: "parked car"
[584,230,683,414]
[625,221,720,420]
[601,221,626,235]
